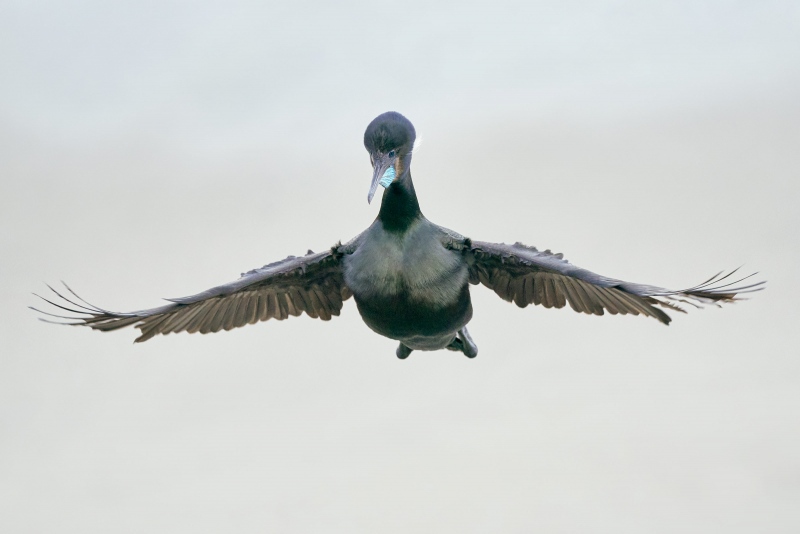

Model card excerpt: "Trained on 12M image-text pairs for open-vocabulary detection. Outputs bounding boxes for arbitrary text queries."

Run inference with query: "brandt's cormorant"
[33,112,764,358]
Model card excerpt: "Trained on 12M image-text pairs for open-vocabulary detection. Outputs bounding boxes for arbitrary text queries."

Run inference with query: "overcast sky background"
[1,1,799,532]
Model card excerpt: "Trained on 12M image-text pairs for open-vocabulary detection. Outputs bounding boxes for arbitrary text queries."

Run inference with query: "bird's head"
[364,111,416,204]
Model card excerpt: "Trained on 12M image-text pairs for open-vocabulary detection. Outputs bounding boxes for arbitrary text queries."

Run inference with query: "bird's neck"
[378,171,422,233]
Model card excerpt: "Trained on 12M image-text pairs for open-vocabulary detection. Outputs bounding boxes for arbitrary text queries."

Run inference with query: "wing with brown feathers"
[32,246,354,342]
[464,241,764,324]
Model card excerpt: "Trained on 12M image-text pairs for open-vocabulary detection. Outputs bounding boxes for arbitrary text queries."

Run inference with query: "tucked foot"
[447,328,478,358]
[396,343,413,359]
[458,327,478,358]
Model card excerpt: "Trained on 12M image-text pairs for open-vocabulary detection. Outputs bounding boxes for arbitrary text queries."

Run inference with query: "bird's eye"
[388,150,396,158]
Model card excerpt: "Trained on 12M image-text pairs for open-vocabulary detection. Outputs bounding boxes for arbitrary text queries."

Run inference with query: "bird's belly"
[353,285,473,344]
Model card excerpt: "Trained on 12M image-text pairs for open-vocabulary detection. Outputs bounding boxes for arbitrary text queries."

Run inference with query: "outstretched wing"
[464,241,764,324]
[33,246,354,342]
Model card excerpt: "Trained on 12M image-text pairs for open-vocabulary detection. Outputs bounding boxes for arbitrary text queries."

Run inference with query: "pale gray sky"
[1,1,799,532]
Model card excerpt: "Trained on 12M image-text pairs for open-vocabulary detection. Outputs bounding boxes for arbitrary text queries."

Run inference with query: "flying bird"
[33,112,764,358]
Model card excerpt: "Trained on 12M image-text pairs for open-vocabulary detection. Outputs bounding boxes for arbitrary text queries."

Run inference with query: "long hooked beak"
[367,154,396,204]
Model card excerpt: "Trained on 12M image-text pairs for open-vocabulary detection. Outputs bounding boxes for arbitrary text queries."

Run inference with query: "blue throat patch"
[379,166,396,188]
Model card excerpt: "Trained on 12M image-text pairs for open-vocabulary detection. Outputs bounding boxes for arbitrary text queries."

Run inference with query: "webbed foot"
[446,327,478,358]
[396,343,412,359]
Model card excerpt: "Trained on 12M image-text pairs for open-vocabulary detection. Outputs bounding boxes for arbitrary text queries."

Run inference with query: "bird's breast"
[343,220,469,307]
[343,220,472,341]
